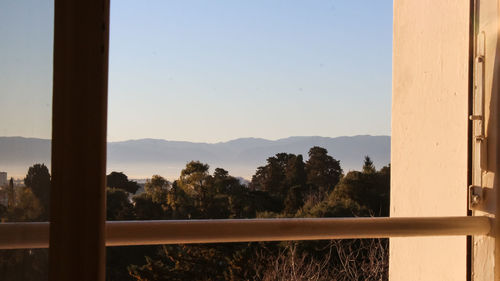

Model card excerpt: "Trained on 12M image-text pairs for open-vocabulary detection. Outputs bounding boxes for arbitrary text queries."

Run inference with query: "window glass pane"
[0,0,53,280]
[107,1,392,280]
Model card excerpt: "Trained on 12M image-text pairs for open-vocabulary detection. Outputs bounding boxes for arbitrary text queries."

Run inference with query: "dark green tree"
[285,154,307,188]
[213,167,229,179]
[107,171,140,194]
[132,175,170,220]
[107,188,134,220]
[179,161,210,188]
[133,193,166,220]
[362,155,376,174]
[7,178,14,208]
[179,161,211,215]
[329,160,390,217]
[166,180,195,219]
[305,147,342,196]
[250,153,295,197]
[23,164,50,219]
[144,175,170,203]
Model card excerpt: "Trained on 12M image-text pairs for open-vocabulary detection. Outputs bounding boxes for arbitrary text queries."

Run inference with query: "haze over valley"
[0,135,389,180]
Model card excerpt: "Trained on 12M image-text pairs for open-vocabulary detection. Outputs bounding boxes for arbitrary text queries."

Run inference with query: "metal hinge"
[469,32,486,210]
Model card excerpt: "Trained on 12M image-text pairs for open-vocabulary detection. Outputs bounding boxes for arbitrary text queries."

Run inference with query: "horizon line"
[0,134,391,144]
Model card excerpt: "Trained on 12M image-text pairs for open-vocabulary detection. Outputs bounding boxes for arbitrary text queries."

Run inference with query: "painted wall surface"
[390,1,470,280]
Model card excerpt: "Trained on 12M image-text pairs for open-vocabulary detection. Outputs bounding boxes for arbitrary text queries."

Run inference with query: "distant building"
[0,172,7,187]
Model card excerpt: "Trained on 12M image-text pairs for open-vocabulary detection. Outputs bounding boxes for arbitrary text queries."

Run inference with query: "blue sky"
[1,0,393,143]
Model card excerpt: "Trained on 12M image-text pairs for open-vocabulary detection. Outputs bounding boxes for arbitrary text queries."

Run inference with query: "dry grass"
[254,239,388,281]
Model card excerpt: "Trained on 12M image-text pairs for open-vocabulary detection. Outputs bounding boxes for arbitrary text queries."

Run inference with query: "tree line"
[0,146,390,281]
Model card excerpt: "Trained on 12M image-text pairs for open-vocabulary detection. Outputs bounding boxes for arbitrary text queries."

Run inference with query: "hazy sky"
[0,0,53,139]
[1,0,392,143]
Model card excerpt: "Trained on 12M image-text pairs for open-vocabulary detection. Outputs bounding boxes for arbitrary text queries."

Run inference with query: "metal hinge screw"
[469,185,482,208]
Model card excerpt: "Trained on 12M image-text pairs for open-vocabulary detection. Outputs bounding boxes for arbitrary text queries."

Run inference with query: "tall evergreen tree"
[7,178,15,208]
[305,147,342,196]
[362,156,376,174]
[23,164,50,219]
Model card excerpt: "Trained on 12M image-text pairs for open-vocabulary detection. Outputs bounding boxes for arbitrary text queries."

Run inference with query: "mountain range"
[0,135,390,180]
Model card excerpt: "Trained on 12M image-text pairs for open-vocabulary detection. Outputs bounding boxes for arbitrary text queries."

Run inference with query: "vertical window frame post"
[49,1,110,281]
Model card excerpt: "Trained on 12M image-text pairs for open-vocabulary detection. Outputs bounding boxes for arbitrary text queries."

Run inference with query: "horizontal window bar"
[0,216,491,249]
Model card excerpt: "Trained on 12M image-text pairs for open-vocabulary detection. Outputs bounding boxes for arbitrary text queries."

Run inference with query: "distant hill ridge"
[0,135,390,179]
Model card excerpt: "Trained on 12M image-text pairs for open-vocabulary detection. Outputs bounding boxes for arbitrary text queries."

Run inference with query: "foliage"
[23,163,50,219]
[0,149,390,281]
[332,166,390,217]
[7,187,44,222]
[305,147,343,197]
[126,150,390,281]
[107,188,134,220]
[107,171,141,194]
[362,156,376,174]
[0,164,50,281]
